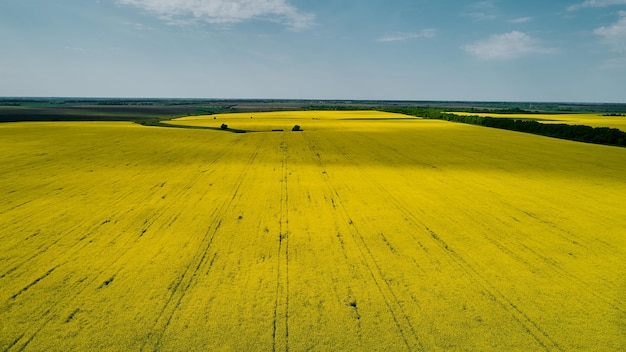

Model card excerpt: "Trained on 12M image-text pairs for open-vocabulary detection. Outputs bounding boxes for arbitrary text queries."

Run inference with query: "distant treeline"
[451,107,541,114]
[382,107,626,148]
[96,101,154,106]
[302,105,374,111]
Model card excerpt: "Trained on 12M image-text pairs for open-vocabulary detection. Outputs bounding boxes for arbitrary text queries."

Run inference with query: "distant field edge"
[2,102,625,147]
[380,107,626,148]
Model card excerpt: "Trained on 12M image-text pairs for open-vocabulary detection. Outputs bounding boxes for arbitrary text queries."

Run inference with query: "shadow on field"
[155,122,248,133]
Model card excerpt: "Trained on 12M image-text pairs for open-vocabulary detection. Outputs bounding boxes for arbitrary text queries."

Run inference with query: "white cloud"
[463,31,555,60]
[568,0,626,11]
[509,17,533,24]
[376,29,436,42]
[117,0,315,30]
[594,11,626,51]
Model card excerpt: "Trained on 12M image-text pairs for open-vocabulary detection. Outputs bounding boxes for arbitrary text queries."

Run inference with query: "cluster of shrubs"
[382,107,626,147]
[220,123,302,132]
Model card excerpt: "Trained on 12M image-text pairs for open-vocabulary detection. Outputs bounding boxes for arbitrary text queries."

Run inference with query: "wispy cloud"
[509,17,533,24]
[567,0,626,11]
[594,11,626,51]
[376,29,436,42]
[463,31,556,60]
[116,0,315,30]
[464,0,499,20]
[124,21,154,31]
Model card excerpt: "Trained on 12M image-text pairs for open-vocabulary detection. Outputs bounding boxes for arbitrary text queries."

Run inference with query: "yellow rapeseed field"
[1,112,625,351]
[451,111,626,131]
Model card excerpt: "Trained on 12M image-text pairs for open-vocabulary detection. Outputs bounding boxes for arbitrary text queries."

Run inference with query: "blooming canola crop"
[450,111,626,131]
[1,112,625,350]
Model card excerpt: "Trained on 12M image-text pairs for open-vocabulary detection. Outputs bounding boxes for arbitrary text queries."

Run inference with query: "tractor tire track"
[4,136,259,352]
[141,136,265,351]
[3,133,232,283]
[425,228,563,351]
[273,136,290,352]
[2,160,209,310]
[1,134,233,282]
[303,134,424,351]
[322,133,564,351]
[357,130,624,313]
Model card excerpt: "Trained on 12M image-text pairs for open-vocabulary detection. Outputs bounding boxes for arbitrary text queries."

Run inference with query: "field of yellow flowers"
[451,111,626,131]
[1,111,625,350]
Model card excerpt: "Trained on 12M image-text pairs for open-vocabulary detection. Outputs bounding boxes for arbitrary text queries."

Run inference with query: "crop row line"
[140,137,266,351]
[273,137,290,352]
[330,132,563,351]
[303,133,424,351]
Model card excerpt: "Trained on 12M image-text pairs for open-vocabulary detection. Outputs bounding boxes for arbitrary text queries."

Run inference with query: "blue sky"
[1,0,626,102]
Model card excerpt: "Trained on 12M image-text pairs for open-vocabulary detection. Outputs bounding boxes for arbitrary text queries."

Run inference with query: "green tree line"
[381,107,626,147]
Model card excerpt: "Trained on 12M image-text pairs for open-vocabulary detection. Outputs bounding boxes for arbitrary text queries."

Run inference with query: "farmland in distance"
[450,111,626,131]
[1,111,625,351]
